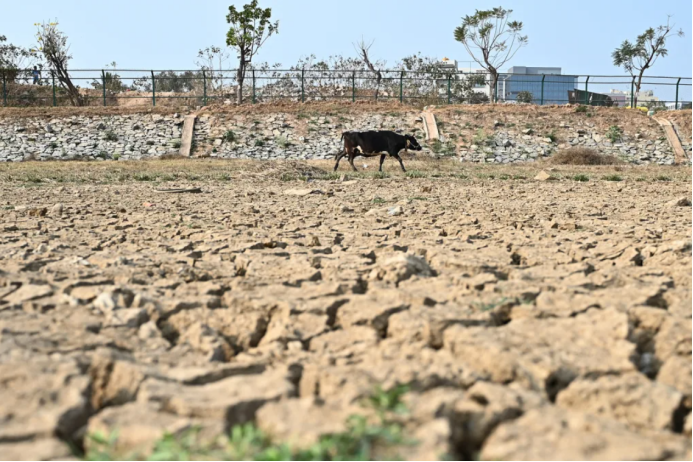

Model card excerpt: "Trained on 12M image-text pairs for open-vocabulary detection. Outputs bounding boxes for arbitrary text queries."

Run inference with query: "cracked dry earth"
[0,165,692,460]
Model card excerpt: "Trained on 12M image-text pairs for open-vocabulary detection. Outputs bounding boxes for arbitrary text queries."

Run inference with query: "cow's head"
[405,135,423,151]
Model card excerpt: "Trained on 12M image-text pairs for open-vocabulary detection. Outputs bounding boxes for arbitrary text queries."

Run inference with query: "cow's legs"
[394,153,406,172]
[378,154,386,172]
[348,151,358,171]
[334,149,346,171]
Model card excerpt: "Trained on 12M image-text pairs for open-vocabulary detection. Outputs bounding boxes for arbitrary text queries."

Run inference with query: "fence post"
[51,71,56,107]
[447,74,451,104]
[2,71,6,107]
[252,69,256,104]
[352,71,355,102]
[630,76,635,108]
[101,69,107,106]
[675,77,681,109]
[301,68,305,103]
[540,74,545,105]
[584,76,589,105]
[151,71,156,106]
[399,71,403,103]
[202,70,207,106]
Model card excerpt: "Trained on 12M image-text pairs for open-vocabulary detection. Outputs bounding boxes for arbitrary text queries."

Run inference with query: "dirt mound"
[662,110,692,143]
[549,147,622,165]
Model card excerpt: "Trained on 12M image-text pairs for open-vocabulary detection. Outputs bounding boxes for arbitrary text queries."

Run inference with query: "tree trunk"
[236,67,244,105]
[490,72,499,103]
[634,72,644,108]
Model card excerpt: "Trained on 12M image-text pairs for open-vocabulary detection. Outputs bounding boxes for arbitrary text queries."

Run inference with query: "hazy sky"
[2,0,691,99]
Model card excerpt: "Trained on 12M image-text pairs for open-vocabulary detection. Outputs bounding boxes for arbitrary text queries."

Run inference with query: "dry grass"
[0,157,689,185]
[549,147,622,166]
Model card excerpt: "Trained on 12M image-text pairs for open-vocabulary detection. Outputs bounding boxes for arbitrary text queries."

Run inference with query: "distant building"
[608,89,661,107]
[500,66,578,104]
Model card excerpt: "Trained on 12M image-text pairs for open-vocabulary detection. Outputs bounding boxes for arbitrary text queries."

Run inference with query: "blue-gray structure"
[500,66,578,105]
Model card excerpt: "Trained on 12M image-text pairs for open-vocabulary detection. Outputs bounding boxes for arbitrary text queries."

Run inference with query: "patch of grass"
[104,131,118,142]
[655,175,672,182]
[133,173,155,182]
[223,130,236,143]
[572,174,590,182]
[367,171,389,180]
[96,151,108,160]
[371,196,387,204]
[474,297,511,312]
[635,176,647,182]
[498,174,510,180]
[405,170,427,178]
[316,172,342,181]
[544,130,557,143]
[453,173,469,180]
[280,173,297,181]
[512,174,527,180]
[603,174,623,182]
[409,196,428,201]
[575,105,588,113]
[606,125,623,143]
[550,147,621,165]
[275,136,291,148]
[296,112,309,119]
[85,385,413,461]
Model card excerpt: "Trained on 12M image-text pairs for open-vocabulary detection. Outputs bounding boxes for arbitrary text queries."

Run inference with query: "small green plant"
[49,141,58,149]
[112,153,121,161]
[371,196,387,204]
[104,131,117,141]
[635,176,647,182]
[275,136,291,148]
[606,125,623,143]
[575,105,588,113]
[572,174,590,182]
[655,175,672,182]
[96,151,108,160]
[133,173,154,182]
[603,174,623,182]
[512,174,527,180]
[280,173,297,181]
[85,385,413,461]
[254,139,265,147]
[544,130,557,143]
[405,170,427,178]
[171,140,181,149]
[223,130,236,143]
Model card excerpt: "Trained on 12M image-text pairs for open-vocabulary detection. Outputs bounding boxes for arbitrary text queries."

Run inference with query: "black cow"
[334,130,422,172]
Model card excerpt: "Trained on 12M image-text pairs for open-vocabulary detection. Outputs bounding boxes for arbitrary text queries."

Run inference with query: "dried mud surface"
[0,159,691,460]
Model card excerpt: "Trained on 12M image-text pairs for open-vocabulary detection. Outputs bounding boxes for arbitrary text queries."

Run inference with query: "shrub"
[603,174,623,182]
[575,105,588,113]
[550,147,621,165]
[275,136,291,148]
[104,131,117,141]
[223,130,236,142]
[606,125,623,143]
[572,174,590,182]
[544,130,557,143]
[655,175,672,182]
[516,91,533,104]
[96,151,108,160]
[112,153,120,161]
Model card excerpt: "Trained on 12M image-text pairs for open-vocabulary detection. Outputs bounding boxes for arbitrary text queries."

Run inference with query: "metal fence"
[1,68,691,109]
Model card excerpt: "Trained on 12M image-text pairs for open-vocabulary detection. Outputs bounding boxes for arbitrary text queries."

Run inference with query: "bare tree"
[31,20,83,106]
[226,0,279,104]
[196,46,230,94]
[354,38,382,100]
[612,16,683,107]
[454,7,527,102]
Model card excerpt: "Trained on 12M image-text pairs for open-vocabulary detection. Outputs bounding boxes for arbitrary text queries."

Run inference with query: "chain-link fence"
[1,68,691,109]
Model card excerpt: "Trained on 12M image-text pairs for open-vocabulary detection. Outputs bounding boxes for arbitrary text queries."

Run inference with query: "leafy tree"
[516,90,533,103]
[454,7,527,102]
[0,35,35,83]
[612,17,683,107]
[225,0,279,104]
[31,20,83,106]
[90,62,128,92]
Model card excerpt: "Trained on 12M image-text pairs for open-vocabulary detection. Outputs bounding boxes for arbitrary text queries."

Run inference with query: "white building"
[608,89,660,107]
